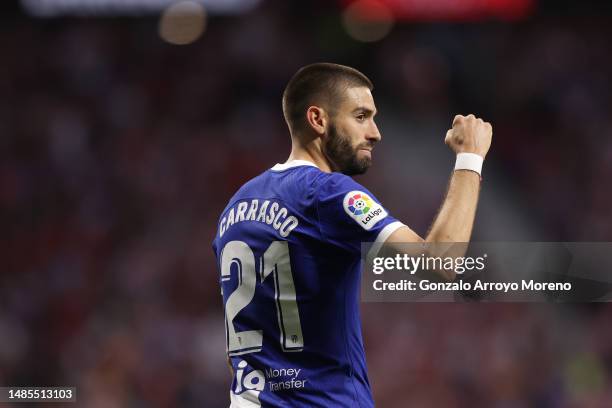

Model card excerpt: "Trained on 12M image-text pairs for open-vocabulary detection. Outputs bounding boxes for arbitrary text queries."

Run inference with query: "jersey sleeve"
[314,172,405,254]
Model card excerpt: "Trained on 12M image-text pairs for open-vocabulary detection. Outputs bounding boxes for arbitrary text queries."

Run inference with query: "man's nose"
[367,121,381,142]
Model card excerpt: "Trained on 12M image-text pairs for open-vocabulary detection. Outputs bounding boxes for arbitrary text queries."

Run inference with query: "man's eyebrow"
[352,107,377,116]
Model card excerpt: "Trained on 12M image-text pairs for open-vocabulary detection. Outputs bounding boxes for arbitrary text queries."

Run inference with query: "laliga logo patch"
[343,191,387,231]
[347,193,373,215]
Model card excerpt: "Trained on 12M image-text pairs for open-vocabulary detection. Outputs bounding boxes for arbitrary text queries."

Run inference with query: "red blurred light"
[340,0,535,22]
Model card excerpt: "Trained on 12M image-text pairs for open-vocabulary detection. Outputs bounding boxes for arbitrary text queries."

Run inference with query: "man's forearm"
[425,170,481,243]
[386,114,490,281]
[384,169,481,281]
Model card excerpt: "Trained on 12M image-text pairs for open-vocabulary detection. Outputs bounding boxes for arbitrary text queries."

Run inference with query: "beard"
[323,123,372,175]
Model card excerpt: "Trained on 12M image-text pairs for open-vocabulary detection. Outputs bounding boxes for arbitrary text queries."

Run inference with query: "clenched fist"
[445,114,492,159]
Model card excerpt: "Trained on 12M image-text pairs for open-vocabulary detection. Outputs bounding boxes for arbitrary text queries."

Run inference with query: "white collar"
[270,160,319,171]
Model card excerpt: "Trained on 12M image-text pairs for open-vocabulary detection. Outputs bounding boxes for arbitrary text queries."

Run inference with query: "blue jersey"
[212,160,403,407]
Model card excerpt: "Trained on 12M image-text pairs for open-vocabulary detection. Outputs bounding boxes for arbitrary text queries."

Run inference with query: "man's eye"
[356,114,366,121]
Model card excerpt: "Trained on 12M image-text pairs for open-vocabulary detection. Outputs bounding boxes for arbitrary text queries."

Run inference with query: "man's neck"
[286,144,334,173]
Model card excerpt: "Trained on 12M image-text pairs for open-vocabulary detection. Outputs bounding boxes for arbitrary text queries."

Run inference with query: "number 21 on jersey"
[220,240,304,356]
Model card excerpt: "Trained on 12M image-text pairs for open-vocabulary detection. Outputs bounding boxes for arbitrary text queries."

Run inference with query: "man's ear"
[305,106,328,136]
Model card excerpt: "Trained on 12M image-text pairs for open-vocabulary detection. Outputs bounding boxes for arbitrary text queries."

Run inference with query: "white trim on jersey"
[230,391,262,408]
[270,160,318,171]
[365,221,405,264]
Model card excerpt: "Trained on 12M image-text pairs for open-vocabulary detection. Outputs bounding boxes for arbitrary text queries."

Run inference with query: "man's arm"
[384,114,492,280]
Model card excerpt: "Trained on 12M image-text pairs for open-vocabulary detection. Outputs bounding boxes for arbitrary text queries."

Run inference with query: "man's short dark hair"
[282,63,373,134]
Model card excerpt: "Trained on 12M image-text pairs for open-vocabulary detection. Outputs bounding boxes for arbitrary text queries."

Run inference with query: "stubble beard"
[323,123,372,176]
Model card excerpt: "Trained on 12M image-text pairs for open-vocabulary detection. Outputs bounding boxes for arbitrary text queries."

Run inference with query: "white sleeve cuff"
[365,221,405,264]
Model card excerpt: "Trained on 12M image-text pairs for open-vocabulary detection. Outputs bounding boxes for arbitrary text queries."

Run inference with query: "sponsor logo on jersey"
[230,360,309,406]
[343,191,388,230]
[231,360,265,407]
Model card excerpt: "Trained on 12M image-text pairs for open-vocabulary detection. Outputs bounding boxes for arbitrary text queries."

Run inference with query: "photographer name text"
[373,279,572,292]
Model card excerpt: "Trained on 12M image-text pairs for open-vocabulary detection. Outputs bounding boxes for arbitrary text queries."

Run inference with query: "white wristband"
[454,153,484,176]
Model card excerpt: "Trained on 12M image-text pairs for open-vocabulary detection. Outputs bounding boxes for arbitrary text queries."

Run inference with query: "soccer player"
[212,63,492,407]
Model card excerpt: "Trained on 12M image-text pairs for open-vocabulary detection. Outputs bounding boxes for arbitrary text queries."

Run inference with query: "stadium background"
[2,0,612,406]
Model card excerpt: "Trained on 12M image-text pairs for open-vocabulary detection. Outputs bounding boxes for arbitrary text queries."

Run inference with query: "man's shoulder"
[220,166,368,216]
[314,171,361,188]
[220,166,322,212]
[311,172,371,204]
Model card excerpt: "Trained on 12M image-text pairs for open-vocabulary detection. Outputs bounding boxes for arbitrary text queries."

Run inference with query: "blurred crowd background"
[2,0,612,406]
